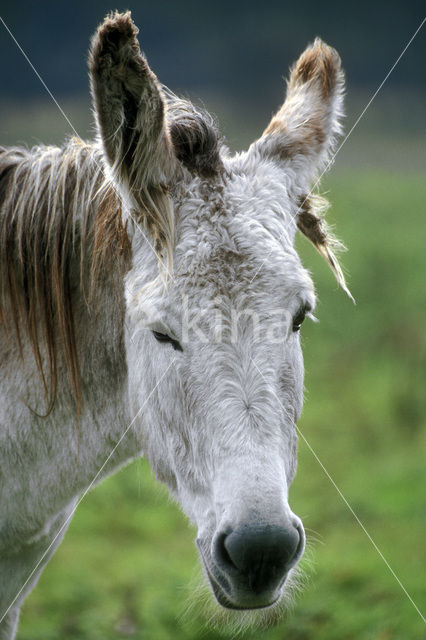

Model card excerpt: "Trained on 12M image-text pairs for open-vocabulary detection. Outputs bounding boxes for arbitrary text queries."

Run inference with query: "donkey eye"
[292,306,309,332]
[152,330,183,352]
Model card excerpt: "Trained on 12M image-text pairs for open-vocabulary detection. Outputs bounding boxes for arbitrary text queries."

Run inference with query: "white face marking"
[125,153,316,609]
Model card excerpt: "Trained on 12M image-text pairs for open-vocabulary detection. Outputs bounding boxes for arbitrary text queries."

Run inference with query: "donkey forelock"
[165,89,224,179]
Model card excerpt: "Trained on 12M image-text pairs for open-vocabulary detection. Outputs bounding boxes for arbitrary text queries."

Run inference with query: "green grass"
[15,170,426,640]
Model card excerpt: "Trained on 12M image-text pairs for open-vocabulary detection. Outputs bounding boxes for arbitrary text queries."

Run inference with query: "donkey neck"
[0,140,141,541]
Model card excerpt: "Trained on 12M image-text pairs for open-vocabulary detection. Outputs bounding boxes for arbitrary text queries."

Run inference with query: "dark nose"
[216,524,301,594]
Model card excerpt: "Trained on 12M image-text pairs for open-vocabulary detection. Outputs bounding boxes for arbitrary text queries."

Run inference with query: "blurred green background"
[1,1,425,639]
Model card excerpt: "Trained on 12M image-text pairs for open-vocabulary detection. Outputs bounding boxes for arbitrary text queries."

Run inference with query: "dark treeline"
[0,1,424,107]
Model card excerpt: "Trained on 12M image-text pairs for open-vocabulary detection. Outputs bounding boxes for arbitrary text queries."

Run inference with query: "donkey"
[0,12,351,639]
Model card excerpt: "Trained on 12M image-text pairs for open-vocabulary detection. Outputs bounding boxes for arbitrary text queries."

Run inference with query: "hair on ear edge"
[297,194,355,303]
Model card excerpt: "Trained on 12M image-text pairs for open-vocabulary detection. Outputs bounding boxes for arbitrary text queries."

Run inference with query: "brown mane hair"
[0,138,128,419]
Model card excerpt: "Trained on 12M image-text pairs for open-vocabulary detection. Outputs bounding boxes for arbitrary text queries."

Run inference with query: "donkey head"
[90,12,348,612]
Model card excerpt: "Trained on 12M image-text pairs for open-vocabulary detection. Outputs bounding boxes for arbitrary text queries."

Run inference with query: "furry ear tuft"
[253,38,344,186]
[290,37,342,100]
[90,10,140,60]
[297,195,354,302]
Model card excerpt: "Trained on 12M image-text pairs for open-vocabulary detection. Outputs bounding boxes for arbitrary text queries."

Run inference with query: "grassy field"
[14,170,425,640]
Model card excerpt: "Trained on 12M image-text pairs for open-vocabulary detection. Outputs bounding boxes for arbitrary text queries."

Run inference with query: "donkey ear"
[89,12,176,253]
[253,39,353,301]
[254,39,344,186]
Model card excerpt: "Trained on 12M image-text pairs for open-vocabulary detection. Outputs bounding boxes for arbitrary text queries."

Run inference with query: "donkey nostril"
[215,531,238,571]
[293,521,305,559]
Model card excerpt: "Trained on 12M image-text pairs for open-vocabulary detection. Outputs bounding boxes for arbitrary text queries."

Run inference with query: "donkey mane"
[0,96,222,417]
[0,139,126,417]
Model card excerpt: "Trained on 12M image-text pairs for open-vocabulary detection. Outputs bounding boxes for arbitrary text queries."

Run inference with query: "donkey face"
[90,12,348,611]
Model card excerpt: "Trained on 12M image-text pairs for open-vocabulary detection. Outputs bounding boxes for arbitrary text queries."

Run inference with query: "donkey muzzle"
[199,518,305,609]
